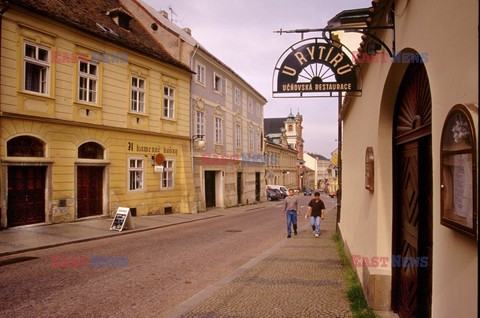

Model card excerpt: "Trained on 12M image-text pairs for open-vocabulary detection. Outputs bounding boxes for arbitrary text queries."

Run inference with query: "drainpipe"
[0,1,10,230]
[189,43,200,213]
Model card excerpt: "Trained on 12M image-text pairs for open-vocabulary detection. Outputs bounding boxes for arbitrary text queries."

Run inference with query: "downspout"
[0,1,10,229]
[189,43,200,213]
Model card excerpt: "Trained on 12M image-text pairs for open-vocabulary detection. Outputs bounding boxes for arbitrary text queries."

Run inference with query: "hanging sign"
[110,207,135,231]
[273,38,361,98]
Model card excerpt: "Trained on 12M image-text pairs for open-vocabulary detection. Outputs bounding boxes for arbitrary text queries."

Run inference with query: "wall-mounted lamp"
[192,134,205,148]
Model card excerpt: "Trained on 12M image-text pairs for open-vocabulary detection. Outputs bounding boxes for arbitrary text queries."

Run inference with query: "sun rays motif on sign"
[273,37,362,98]
[297,63,336,85]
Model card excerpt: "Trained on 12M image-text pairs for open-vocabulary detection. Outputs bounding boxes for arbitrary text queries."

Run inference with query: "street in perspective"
[0,0,478,318]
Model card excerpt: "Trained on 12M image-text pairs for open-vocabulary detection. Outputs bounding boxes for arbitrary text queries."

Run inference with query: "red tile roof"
[11,0,191,72]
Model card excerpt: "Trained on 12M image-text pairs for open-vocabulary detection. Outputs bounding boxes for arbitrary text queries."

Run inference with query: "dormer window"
[106,8,133,30]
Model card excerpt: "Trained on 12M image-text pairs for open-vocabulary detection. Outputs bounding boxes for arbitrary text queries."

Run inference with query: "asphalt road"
[0,194,336,318]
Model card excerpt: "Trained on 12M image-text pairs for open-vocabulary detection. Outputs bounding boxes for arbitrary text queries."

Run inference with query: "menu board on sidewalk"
[110,207,135,231]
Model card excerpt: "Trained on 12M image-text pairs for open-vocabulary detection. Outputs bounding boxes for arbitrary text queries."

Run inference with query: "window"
[213,73,223,93]
[7,136,44,157]
[128,158,144,191]
[256,102,261,117]
[234,87,241,105]
[288,124,293,132]
[257,132,262,151]
[24,42,50,94]
[163,85,175,118]
[249,129,254,151]
[215,117,223,144]
[131,76,145,113]
[248,97,253,113]
[196,111,205,136]
[235,124,242,148]
[78,142,104,159]
[78,61,98,103]
[162,160,174,189]
[195,62,206,85]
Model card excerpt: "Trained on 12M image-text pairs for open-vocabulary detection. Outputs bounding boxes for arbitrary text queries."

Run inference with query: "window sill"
[74,101,101,108]
[128,111,148,117]
[161,116,177,122]
[19,90,55,100]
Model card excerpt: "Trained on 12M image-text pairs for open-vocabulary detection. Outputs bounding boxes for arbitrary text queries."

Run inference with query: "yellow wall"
[0,6,196,225]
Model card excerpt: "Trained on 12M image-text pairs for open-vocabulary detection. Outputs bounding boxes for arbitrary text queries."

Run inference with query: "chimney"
[159,10,168,19]
[183,27,192,35]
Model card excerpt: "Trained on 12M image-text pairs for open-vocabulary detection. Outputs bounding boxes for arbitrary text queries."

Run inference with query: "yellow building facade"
[0,1,196,228]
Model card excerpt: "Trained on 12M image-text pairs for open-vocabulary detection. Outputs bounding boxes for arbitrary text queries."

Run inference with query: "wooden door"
[392,63,432,317]
[7,166,46,227]
[255,172,260,201]
[77,166,103,218]
[205,171,216,207]
[237,172,242,205]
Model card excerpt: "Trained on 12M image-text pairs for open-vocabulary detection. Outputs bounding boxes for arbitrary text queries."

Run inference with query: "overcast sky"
[143,0,371,158]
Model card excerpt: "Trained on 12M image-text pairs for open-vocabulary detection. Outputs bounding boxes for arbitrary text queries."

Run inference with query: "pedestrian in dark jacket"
[305,191,325,237]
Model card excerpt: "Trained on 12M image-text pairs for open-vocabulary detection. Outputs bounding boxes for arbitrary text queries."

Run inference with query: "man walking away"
[305,191,325,237]
[283,189,300,238]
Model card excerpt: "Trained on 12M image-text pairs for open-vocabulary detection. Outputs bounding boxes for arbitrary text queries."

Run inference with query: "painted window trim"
[128,157,144,192]
[161,159,175,190]
[23,41,51,96]
[162,84,175,119]
[195,61,206,86]
[196,111,205,136]
[78,60,99,105]
[130,75,146,114]
[214,116,223,144]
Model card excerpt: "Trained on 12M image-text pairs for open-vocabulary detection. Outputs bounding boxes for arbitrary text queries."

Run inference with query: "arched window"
[7,136,44,157]
[440,104,477,239]
[78,142,104,159]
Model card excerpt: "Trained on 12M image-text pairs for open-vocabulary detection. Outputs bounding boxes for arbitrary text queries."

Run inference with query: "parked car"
[303,188,313,196]
[329,190,337,198]
[266,189,282,201]
[266,185,287,199]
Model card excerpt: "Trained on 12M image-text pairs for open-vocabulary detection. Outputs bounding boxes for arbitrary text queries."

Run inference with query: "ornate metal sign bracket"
[274,25,395,58]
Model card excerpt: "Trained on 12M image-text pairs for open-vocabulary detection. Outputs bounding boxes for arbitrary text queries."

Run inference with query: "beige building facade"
[336,0,478,317]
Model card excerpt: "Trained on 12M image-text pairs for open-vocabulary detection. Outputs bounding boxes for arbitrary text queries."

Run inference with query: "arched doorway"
[77,142,104,218]
[6,136,46,227]
[392,63,432,317]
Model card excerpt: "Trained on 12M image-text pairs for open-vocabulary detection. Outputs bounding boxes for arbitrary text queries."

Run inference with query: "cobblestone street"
[176,200,351,318]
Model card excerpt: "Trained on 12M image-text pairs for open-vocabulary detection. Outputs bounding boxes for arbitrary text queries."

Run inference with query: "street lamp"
[192,134,205,148]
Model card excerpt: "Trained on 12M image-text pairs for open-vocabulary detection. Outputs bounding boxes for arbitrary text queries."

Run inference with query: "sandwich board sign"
[110,207,134,231]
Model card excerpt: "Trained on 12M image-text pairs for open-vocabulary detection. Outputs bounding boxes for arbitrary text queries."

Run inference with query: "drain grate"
[0,256,39,267]
[225,230,242,233]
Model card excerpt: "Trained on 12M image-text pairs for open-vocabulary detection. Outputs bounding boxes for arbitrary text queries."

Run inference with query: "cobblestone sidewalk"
[176,207,352,318]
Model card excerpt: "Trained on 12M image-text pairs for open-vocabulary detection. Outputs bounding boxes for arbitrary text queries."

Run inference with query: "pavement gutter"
[0,214,223,258]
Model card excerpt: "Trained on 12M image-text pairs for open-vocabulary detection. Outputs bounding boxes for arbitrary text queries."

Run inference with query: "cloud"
[144,0,371,155]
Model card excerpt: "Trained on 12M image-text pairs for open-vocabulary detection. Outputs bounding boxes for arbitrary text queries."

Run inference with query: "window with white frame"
[248,97,253,113]
[78,60,98,103]
[256,102,261,117]
[215,117,223,144]
[131,76,145,113]
[24,42,50,94]
[163,85,175,118]
[128,158,144,191]
[196,111,205,136]
[162,160,174,189]
[234,87,241,105]
[213,73,223,93]
[235,124,242,148]
[249,129,254,151]
[195,62,206,85]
